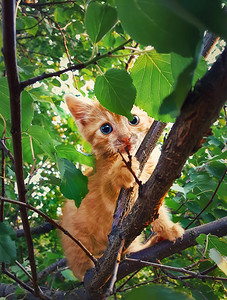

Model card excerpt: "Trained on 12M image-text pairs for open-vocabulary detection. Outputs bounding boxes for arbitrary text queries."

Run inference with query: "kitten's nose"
[118,135,130,144]
[118,135,131,152]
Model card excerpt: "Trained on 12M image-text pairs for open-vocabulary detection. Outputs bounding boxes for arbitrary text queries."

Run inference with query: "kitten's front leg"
[110,154,140,189]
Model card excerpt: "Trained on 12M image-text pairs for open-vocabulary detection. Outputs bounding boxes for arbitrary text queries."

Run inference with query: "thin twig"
[116,270,140,292]
[125,258,227,281]
[20,39,132,89]
[0,139,15,168]
[118,150,142,187]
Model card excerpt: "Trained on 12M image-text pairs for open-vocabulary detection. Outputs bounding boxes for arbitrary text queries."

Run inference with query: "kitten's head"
[65,94,154,158]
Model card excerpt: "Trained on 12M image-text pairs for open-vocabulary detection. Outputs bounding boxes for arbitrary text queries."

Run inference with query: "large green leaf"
[131,51,207,121]
[85,2,117,44]
[27,125,55,159]
[131,51,174,122]
[161,0,227,41]
[125,285,192,300]
[159,48,207,118]
[94,69,136,119]
[56,144,95,168]
[0,223,16,264]
[57,158,88,207]
[116,0,202,57]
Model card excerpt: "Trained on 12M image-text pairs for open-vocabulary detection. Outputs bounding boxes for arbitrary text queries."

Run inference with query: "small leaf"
[0,223,16,264]
[23,16,38,36]
[94,69,136,119]
[85,2,117,44]
[54,7,65,23]
[0,78,34,131]
[21,91,34,131]
[57,158,88,207]
[27,125,55,159]
[61,269,77,281]
[56,144,95,167]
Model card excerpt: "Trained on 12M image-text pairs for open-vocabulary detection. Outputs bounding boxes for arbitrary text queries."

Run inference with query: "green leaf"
[61,269,77,281]
[57,158,88,207]
[205,161,226,179]
[0,78,34,131]
[0,77,11,120]
[0,223,16,264]
[161,0,227,42]
[27,125,55,159]
[159,46,205,118]
[85,2,118,44]
[21,91,34,131]
[196,234,227,256]
[116,0,202,57]
[54,7,65,23]
[131,51,174,122]
[125,285,192,300]
[56,144,95,168]
[94,69,136,119]
[23,16,38,36]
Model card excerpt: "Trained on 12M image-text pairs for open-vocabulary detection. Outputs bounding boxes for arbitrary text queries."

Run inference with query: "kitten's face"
[65,95,154,157]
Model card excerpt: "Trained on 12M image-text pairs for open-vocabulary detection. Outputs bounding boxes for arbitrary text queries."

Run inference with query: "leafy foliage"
[0,0,226,299]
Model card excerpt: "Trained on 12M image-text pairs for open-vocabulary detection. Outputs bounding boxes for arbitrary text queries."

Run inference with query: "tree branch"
[117,217,227,281]
[20,39,132,89]
[2,217,226,299]
[2,0,39,296]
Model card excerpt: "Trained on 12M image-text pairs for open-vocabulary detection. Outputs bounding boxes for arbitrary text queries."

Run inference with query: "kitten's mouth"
[116,143,132,154]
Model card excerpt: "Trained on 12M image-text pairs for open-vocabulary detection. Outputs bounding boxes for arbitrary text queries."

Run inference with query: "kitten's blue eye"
[129,115,140,126]
[100,123,113,135]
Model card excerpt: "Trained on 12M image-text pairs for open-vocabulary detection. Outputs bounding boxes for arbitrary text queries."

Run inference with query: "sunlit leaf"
[56,144,95,167]
[94,69,136,119]
[85,2,117,43]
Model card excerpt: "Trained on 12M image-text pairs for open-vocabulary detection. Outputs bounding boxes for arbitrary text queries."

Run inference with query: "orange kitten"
[61,95,184,281]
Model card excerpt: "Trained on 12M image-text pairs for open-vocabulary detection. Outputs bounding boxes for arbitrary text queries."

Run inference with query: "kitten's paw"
[162,223,184,242]
[114,155,140,189]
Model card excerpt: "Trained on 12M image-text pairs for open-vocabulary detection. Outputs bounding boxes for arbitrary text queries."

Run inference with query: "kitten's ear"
[64,94,93,125]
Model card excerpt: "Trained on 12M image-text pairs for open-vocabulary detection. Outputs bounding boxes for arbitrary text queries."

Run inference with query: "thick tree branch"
[83,47,227,298]
[2,0,39,296]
